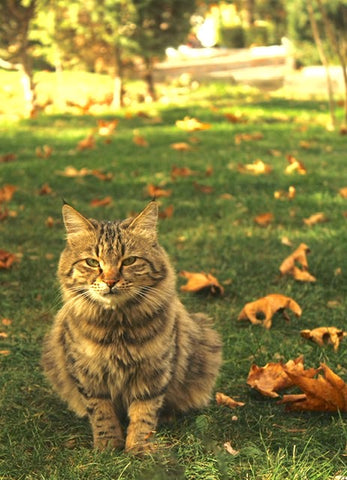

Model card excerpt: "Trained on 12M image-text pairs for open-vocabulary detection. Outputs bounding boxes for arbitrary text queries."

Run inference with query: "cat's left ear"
[128,201,158,239]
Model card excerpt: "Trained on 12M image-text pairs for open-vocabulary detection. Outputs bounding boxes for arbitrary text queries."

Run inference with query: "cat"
[42,201,222,454]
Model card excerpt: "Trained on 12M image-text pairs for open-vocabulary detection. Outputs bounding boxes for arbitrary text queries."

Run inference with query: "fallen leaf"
[147,184,172,198]
[0,249,16,269]
[279,363,347,411]
[97,119,118,136]
[180,271,224,295]
[247,356,318,398]
[45,216,55,228]
[0,153,17,163]
[220,193,234,200]
[0,332,8,339]
[193,182,214,194]
[274,186,296,200]
[91,169,113,181]
[235,132,263,145]
[77,134,95,150]
[299,140,311,149]
[285,155,307,175]
[216,392,245,409]
[158,205,174,219]
[238,293,302,329]
[0,185,17,203]
[2,318,12,326]
[171,165,195,179]
[281,236,293,247]
[238,159,272,175]
[36,145,53,158]
[176,116,211,132]
[223,442,239,456]
[301,327,346,351]
[339,187,347,198]
[205,166,213,177]
[340,125,347,135]
[170,142,193,152]
[254,212,274,226]
[0,350,10,356]
[90,196,112,207]
[38,183,53,195]
[303,212,327,226]
[225,112,245,123]
[57,166,91,177]
[133,132,149,147]
[279,243,316,282]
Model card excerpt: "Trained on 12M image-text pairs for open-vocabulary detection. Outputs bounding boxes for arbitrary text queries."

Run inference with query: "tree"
[131,0,197,100]
[0,0,37,117]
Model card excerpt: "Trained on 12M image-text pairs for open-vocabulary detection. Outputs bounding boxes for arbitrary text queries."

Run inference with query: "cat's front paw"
[125,439,157,456]
[93,436,125,451]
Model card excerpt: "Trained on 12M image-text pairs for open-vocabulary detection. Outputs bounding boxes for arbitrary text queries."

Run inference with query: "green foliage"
[0,75,347,479]
[220,25,245,48]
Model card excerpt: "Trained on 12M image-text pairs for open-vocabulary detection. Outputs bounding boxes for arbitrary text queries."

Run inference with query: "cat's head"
[58,202,172,309]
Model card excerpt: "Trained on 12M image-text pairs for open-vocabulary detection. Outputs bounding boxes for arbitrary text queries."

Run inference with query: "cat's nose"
[104,279,117,288]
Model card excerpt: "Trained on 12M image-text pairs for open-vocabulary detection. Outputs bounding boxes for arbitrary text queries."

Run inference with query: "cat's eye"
[85,258,100,268]
[122,256,136,266]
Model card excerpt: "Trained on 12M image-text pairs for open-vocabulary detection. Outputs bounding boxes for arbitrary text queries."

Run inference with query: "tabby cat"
[42,202,222,454]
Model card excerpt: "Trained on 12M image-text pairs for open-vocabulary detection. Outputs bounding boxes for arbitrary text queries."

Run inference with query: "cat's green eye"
[85,258,100,268]
[122,256,136,266]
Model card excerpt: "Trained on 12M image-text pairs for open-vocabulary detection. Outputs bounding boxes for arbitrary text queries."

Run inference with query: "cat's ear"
[62,204,96,240]
[128,201,158,238]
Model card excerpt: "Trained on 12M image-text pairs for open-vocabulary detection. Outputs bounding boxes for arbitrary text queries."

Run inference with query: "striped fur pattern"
[42,202,222,454]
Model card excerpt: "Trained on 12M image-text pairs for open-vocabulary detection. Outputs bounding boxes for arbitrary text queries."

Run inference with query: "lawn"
[0,72,346,480]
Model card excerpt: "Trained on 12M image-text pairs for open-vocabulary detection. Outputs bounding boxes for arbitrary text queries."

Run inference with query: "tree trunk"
[144,58,156,102]
[111,44,124,109]
[307,0,336,129]
[316,0,347,125]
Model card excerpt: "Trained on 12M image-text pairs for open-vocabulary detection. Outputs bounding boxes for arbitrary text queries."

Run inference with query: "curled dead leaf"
[170,143,193,152]
[274,186,296,200]
[238,159,272,175]
[303,212,328,226]
[285,155,307,174]
[235,132,263,145]
[238,293,302,329]
[133,133,149,147]
[36,145,53,158]
[77,134,95,150]
[0,249,17,269]
[254,212,274,226]
[301,327,346,351]
[0,153,17,163]
[180,271,224,295]
[158,205,174,219]
[0,185,17,203]
[247,356,317,398]
[216,392,245,409]
[279,243,316,282]
[175,116,211,132]
[171,165,195,179]
[97,119,118,136]
[90,196,112,207]
[147,184,172,198]
[224,442,239,456]
[279,363,347,412]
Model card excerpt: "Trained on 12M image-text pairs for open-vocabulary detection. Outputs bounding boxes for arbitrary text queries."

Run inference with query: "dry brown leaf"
[176,116,211,132]
[0,185,17,203]
[279,363,347,411]
[36,145,53,158]
[285,155,307,175]
[57,166,91,177]
[97,119,119,136]
[303,212,328,226]
[133,133,149,147]
[254,212,274,226]
[77,134,95,150]
[339,187,347,198]
[193,182,214,194]
[238,159,272,175]
[0,249,16,269]
[180,271,224,295]
[247,356,317,398]
[235,132,263,145]
[0,350,10,356]
[0,153,17,163]
[45,216,55,228]
[2,318,12,326]
[147,184,172,198]
[216,392,245,409]
[91,169,113,181]
[158,205,174,219]
[279,243,316,282]
[238,293,302,329]
[274,186,296,200]
[90,196,112,207]
[38,183,53,196]
[301,327,346,351]
[224,112,245,123]
[170,142,193,152]
[171,165,195,179]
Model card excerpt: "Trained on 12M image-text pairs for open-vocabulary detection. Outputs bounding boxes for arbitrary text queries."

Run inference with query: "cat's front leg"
[125,396,164,455]
[86,398,124,450]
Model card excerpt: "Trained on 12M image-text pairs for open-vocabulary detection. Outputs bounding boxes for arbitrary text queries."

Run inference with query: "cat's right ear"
[62,204,95,240]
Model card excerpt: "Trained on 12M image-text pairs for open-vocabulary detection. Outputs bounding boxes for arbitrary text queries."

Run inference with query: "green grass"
[0,72,347,480]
